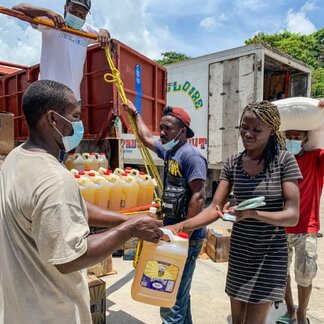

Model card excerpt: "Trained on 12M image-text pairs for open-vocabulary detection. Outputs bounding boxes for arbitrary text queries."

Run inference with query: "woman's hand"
[222,202,258,222]
[165,223,184,235]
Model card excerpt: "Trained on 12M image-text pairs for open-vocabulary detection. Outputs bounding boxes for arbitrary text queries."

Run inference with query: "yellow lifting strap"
[103,48,163,197]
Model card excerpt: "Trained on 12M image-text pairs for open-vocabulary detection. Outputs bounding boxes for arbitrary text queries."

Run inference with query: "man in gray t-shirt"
[0,80,162,323]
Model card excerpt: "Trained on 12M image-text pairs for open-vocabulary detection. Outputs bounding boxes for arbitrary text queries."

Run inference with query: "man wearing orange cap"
[124,101,207,324]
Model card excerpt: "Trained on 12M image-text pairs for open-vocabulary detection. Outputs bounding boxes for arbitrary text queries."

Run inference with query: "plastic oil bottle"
[141,173,155,206]
[90,174,109,209]
[65,153,76,170]
[113,167,125,177]
[75,175,95,204]
[131,228,189,307]
[105,174,123,211]
[97,153,109,170]
[119,173,139,210]
[134,172,146,207]
[82,153,98,171]
[73,153,85,171]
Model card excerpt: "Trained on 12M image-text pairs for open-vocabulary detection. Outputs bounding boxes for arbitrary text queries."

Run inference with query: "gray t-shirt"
[0,146,90,323]
[154,141,207,240]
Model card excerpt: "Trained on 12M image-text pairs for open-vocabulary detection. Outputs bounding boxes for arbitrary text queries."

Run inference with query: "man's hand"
[318,100,324,109]
[123,100,138,115]
[46,9,65,28]
[98,29,110,48]
[12,4,65,28]
[129,214,163,243]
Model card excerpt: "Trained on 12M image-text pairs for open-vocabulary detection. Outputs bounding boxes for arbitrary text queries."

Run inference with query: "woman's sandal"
[276,315,296,324]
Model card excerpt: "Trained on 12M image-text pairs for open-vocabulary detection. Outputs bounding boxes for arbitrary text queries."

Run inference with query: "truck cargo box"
[0,39,167,143]
[165,43,311,169]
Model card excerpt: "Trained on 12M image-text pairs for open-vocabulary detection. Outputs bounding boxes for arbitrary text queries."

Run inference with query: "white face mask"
[285,139,303,155]
[64,13,85,30]
[162,130,182,151]
[52,112,84,152]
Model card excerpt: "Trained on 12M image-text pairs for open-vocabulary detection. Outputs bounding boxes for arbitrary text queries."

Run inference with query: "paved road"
[102,193,324,323]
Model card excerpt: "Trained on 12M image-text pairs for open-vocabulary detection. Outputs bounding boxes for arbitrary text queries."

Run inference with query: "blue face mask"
[64,13,85,30]
[53,112,84,152]
[285,139,303,155]
[162,130,182,151]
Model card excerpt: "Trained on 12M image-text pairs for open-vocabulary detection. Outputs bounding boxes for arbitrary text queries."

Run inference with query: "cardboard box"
[0,112,14,155]
[88,274,106,324]
[206,228,232,262]
[88,255,117,277]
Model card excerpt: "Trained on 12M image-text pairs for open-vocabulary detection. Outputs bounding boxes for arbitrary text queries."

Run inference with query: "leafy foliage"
[156,52,191,65]
[246,29,324,98]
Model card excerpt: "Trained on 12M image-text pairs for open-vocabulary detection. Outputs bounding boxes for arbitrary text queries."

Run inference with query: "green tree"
[156,52,190,65]
[245,29,324,98]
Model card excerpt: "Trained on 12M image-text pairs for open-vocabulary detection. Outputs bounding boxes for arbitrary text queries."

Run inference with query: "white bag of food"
[274,97,324,151]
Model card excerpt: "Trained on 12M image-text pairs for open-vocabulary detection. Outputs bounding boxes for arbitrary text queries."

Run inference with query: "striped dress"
[221,150,302,303]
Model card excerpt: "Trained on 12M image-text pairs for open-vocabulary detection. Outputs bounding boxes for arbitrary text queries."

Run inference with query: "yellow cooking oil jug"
[131,228,189,307]
[119,173,139,209]
[73,153,85,171]
[75,174,95,204]
[105,174,123,211]
[98,152,109,170]
[141,173,155,206]
[113,167,125,177]
[90,175,110,209]
[64,153,75,170]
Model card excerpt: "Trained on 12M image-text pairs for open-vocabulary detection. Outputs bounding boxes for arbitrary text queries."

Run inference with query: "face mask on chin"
[162,129,182,151]
[52,112,84,152]
[285,139,303,155]
[64,13,85,30]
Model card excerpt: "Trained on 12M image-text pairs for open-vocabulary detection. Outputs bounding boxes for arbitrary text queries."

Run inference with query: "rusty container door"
[81,40,166,139]
[0,64,39,141]
[0,39,166,142]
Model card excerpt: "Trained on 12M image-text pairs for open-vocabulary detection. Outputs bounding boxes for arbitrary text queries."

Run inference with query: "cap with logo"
[162,106,195,138]
[70,0,91,11]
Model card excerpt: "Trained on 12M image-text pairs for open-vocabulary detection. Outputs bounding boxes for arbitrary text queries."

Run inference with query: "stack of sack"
[274,97,324,150]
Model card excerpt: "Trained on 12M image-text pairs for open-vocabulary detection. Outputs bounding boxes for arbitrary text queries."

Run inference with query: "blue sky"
[0,0,323,66]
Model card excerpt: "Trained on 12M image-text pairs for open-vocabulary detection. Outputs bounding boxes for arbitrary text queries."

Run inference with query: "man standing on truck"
[12,0,110,101]
[277,100,324,324]
[0,80,163,323]
[124,101,207,324]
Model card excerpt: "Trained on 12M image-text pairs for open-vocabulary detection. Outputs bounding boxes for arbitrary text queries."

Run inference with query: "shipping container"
[0,39,167,168]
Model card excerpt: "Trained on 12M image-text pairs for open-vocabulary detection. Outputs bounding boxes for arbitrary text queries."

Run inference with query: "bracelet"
[132,110,139,118]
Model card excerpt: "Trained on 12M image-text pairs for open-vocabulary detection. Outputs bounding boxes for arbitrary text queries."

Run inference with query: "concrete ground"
[102,194,324,324]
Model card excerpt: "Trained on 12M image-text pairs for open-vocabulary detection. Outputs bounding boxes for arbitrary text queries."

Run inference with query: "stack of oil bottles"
[65,154,188,308]
[64,152,156,212]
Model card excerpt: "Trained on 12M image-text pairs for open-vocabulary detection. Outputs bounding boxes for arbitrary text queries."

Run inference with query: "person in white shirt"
[13,0,110,100]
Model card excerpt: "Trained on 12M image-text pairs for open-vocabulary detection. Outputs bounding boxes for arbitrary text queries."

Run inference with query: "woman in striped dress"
[169,101,302,324]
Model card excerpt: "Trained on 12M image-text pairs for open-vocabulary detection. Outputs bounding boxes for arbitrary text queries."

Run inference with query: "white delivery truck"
[123,42,311,197]
[165,42,311,196]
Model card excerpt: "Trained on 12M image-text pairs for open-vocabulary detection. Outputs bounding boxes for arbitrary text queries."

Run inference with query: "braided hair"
[239,100,285,173]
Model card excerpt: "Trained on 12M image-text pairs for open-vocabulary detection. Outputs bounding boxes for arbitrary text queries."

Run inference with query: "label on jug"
[140,260,179,293]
